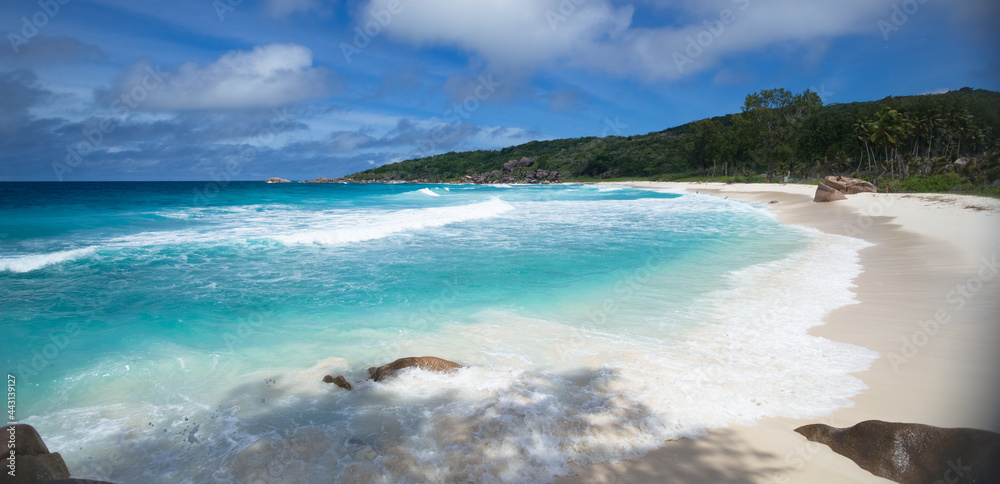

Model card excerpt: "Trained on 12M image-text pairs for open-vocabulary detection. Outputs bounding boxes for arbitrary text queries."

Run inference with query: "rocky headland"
[272,156,563,185]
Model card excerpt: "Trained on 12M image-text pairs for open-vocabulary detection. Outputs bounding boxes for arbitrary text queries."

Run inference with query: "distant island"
[278,88,999,196]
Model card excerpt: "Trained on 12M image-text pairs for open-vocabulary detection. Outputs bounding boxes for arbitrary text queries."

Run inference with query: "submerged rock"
[366,357,463,382]
[322,374,353,390]
[231,428,332,483]
[795,420,1000,484]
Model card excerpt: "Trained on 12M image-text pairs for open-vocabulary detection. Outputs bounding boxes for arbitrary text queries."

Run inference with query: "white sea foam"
[15,193,878,484]
[34,199,516,257]
[274,199,515,245]
[416,187,441,197]
[28,223,874,484]
[0,247,98,273]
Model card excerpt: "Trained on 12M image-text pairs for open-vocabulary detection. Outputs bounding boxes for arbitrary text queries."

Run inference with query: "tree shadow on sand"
[68,362,785,483]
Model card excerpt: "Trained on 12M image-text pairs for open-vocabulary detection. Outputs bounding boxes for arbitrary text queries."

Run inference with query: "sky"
[0,0,998,181]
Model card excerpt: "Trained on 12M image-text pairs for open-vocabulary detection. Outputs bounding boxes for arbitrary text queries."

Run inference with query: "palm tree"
[870,107,907,179]
[952,111,974,157]
[922,113,941,159]
[853,119,874,172]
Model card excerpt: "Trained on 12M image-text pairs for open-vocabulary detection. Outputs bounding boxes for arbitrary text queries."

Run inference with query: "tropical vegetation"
[346,88,1000,195]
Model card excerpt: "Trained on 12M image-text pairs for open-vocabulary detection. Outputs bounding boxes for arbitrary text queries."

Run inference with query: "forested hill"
[346,88,1000,188]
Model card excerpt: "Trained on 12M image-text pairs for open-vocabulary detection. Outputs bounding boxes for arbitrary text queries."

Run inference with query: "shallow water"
[0,182,876,483]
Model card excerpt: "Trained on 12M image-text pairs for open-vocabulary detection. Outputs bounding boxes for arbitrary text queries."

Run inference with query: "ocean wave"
[274,199,515,245]
[416,187,440,197]
[0,247,98,273]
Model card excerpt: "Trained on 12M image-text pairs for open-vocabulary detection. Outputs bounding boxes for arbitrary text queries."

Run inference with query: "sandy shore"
[558,181,1000,483]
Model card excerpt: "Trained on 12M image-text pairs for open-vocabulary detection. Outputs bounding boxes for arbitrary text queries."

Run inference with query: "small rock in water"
[323,374,353,390]
[366,356,463,382]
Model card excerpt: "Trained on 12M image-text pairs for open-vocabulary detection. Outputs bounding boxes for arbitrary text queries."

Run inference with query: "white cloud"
[359,0,894,81]
[361,0,632,69]
[110,44,331,110]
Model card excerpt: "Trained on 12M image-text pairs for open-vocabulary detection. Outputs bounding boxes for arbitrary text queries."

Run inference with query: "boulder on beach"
[813,182,847,202]
[814,176,876,202]
[2,424,71,484]
[795,420,1000,484]
[366,357,463,382]
[322,374,353,390]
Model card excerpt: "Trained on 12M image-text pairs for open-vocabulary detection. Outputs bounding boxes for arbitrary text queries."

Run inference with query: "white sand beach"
[559,182,1000,483]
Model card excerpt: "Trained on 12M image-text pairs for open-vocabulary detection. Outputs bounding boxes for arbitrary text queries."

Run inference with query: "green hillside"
[346,88,1000,192]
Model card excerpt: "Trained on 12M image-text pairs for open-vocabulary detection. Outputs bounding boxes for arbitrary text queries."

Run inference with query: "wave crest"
[275,199,515,245]
[0,247,97,273]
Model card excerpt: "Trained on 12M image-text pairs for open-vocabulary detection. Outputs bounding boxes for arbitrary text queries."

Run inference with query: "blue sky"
[1,0,997,181]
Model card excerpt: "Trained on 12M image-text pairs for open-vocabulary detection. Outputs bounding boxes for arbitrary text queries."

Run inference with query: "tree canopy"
[345,88,1000,192]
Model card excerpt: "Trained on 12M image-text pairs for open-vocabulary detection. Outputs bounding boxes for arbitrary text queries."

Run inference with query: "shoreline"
[558,181,1000,483]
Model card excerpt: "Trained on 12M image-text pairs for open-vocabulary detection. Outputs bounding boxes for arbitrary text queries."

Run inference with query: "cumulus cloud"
[359,0,896,80]
[361,0,632,69]
[102,44,331,111]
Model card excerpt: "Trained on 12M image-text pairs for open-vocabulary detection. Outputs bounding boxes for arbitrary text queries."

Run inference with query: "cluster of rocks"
[302,177,349,184]
[523,169,560,183]
[462,157,561,184]
[323,356,462,391]
[796,420,1000,483]
[814,175,876,202]
[2,424,114,484]
[503,157,536,172]
[265,177,291,183]
[352,179,435,184]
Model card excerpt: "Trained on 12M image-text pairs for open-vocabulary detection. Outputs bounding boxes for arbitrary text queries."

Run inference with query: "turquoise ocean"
[0,182,877,483]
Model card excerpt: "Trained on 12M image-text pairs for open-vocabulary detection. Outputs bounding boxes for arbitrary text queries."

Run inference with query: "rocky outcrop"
[463,169,561,185]
[525,170,560,184]
[366,357,463,382]
[302,177,348,183]
[829,176,876,194]
[265,177,291,183]
[3,424,117,484]
[322,374,353,390]
[3,424,71,483]
[502,157,535,173]
[814,175,876,202]
[795,420,1000,484]
[813,181,848,202]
